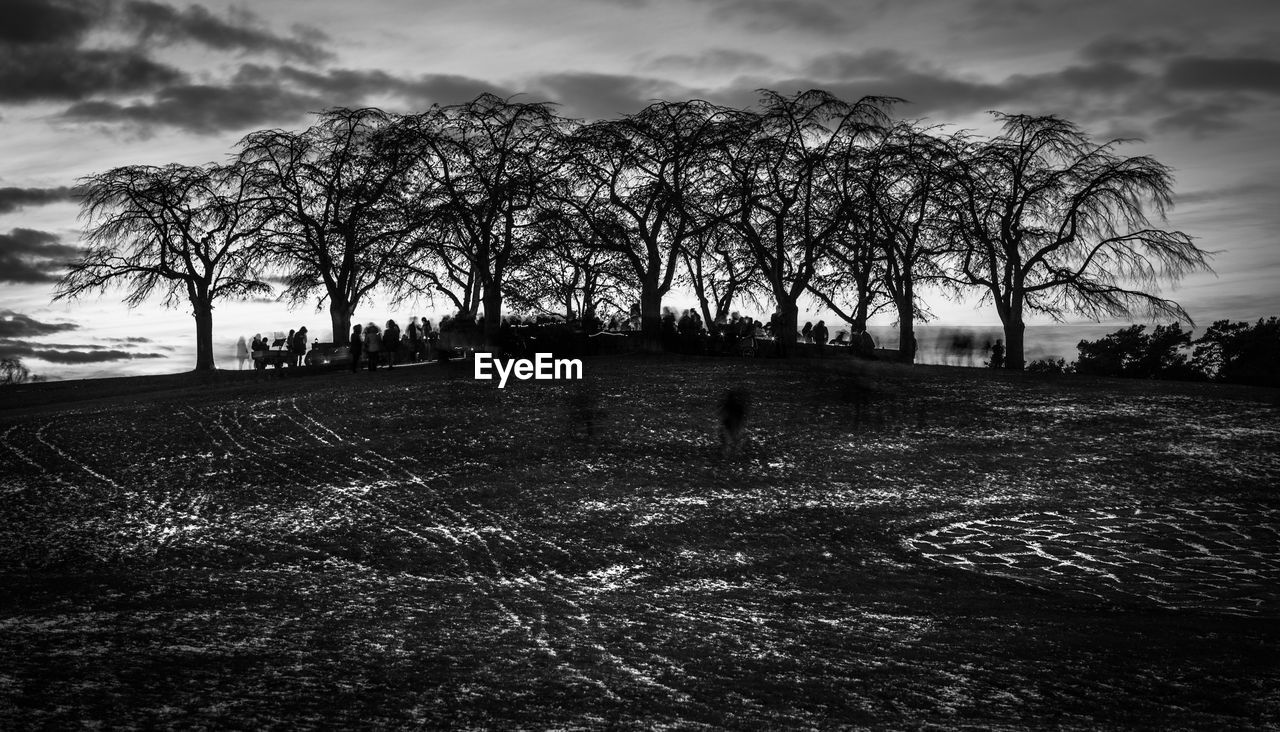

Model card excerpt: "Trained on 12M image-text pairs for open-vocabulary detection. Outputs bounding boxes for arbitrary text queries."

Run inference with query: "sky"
[2,0,1279,379]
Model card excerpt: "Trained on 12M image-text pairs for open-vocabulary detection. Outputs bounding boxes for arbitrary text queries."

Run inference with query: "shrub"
[1073,323,1204,380]
[1192,317,1280,387]
[1026,358,1069,374]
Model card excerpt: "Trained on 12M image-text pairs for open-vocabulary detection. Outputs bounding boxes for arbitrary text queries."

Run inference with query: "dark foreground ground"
[1,355,1277,729]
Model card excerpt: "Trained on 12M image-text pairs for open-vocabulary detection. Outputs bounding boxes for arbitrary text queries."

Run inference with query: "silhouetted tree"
[1192,317,1280,386]
[563,99,734,345]
[404,95,566,346]
[1,357,34,385]
[835,122,954,363]
[237,107,420,346]
[1074,323,1200,379]
[681,216,764,326]
[946,113,1212,369]
[55,163,268,370]
[719,90,895,347]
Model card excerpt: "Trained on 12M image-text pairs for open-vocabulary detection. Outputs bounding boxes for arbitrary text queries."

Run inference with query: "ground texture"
[1,356,1277,729]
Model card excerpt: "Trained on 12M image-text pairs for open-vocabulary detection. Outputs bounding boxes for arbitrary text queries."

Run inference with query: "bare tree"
[55,163,268,370]
[562,99,734,343]
[402,94,566,345]
[946,113,1213,369]
[680,215,763,326]
[236,107,421,346]
[719,89,895,347]
[829,122,954,362]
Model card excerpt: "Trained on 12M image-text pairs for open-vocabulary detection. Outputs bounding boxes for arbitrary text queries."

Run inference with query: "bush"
[1073,323,1204,380]
[1026,358,1069,374]
[1,358,34,385]
[1192,317,1280,387]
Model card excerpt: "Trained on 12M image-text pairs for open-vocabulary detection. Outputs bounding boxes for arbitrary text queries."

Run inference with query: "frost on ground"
[0,358,1277,729]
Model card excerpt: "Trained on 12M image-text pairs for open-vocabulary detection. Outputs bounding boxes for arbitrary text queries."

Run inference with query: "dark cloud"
[0,310,79,338]
[697,0,856,34]
[101,336,155,344]
[1152,102,1245,137]
[122,2,332,64]
[646,49,777,74]
[0,46,185,102]
[0,340,167,363]
[1165,57,1280,94]
[264,65,513,107]
[0,0,332,106]
[0,0,96,45]
[528,72,696,119]
[1176,181,1280,207]
[0,186,74,214]
[0,228,81,283]
[1081,35,1190,63]
[60,83,327,134]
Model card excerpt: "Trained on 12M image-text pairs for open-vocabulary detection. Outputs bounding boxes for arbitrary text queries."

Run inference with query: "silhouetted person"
[857,329,876,359]
[364,323,382,371]
[292,327,308,367]
[719,388,750,456]
[236,335,249,370]
[801,321,813,344]
[384,319,401,368]
[990,339,1005,369]
[350,324,363,372]
[813,320,829,356]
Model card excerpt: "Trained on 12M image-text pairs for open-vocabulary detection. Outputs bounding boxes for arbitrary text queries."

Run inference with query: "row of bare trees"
[55,90,1212,371]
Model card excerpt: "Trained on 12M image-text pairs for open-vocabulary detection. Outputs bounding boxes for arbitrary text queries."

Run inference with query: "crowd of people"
[658,307,879,358]
[348,317,439,372]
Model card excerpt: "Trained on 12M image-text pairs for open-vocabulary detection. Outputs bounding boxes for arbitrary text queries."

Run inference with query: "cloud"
[1081,35,1191,64]
[696,0,858,35]
[0,339,167,363]
[0,0,96,45]
[0,0,332,106]
[60,83,327,135]
[528,72,697,119]
[1165,57,1280,94]
[0,228,82,283]
[0,310,78,338]
[122,1,332,64]
[259,65,514,107]
[0,186,74,214]
[645,49,778,74]
[0,46,185,102]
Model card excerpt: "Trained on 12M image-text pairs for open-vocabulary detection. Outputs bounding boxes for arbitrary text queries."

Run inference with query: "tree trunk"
[193,302,215,371]
[896,278,915,364]
[1002,294,1026,370]
[897,307,915,364]
[1004,317,1026,371]
[483,284,503,348]
[777,298,799,348]
[640,281,663,350]
[330,301,353,347]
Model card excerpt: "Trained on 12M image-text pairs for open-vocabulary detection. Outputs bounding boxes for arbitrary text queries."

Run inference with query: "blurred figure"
[235,335,249,370]
[383,319,401,368]
[719,388,750,456]
[801,321,813,343]
[990,338,1005,369]
[363,323,382,371]
[350,323,363,373]
[291,326,308,367]
[857,329,877,359]
[813,320,829,356]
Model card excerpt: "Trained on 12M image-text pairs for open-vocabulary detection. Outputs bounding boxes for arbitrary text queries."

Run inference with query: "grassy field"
[1,354,1277,729]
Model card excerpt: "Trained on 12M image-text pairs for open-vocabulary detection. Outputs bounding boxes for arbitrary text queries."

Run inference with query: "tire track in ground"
[281,395,700,707]
[907,504,1280,616]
